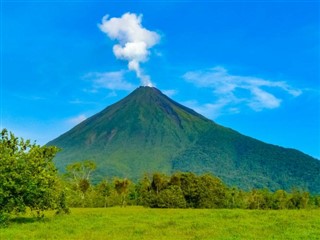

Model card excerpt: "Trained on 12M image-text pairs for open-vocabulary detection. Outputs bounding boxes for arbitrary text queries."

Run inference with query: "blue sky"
[1,1,319,159]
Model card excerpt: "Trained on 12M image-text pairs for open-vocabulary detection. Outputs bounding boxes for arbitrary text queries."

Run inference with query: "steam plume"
[99,13,160,86]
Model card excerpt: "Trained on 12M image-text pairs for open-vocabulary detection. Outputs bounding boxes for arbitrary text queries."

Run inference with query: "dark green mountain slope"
[48,87,320,193]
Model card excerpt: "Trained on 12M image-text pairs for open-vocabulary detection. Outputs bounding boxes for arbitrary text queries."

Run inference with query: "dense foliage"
[0,129,68,225]
[61,162,320,210]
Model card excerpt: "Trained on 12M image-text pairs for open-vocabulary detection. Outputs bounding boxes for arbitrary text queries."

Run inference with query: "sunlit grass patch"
[1,207,319,240]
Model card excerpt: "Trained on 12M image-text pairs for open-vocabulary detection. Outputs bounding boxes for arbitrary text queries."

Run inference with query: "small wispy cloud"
[162,89,178,97]
[13,94,46,101]
[68,99,97,105]
[67,114,87,125]
[84,71,136,92]
[99,12,160,86]
[183,66,302,118]
[183,100,226,119]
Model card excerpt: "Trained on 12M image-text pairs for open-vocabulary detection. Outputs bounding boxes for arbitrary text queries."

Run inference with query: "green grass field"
[1,207,319,240]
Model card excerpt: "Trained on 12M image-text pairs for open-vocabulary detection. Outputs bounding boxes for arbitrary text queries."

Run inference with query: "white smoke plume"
[99,13,160,86]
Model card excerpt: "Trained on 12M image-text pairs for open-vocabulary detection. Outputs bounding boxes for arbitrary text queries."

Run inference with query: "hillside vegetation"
[48,86,320,193]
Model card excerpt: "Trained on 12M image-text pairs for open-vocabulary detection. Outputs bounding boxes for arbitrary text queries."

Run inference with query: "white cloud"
[183,98,238,119]
[249,87,282,111]
[162,89,178,97]
[69,99,96,105]
[84,71,136,92]
[99,12,160,86]
[183,66,302,117]
[68,114,87,125]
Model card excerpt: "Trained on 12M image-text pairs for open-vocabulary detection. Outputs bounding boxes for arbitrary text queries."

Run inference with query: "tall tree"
[0,129,63,224]
[65,160,96,198]
[64,160,96,208]
[94,180,112,208]
[151,173,169,194]
[114,178,131,207]
[198,174,227,208]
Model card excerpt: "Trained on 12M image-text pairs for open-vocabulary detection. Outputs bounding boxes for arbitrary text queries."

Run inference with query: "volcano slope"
[48,86,320,193]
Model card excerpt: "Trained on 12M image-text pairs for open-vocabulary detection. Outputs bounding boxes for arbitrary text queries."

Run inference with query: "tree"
[66,160,96,183]
[0,129,64,224]
[287,189,310,209]
[179,172,200,208]
[151,173,169,194]
[197,174,227,208]
[272,190,288,209]
[94,180,112,208]
[114,178,131,207]
[65,160,96,202]
[226,187,247,209]
[157,185,186,208]
[137,173,187,208]
[136,174,157,207]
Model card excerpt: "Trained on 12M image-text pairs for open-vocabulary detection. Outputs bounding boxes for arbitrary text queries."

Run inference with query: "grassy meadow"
[1,207,319,240]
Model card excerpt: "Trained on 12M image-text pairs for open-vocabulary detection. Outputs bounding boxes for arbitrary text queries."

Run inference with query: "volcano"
[48,86,320,193]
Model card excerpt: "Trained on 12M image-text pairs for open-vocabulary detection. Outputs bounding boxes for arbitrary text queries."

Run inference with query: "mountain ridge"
[48,86,320,193]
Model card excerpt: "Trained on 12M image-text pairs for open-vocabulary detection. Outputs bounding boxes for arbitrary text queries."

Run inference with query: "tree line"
[63,164,320,210]
[1,129,320,226]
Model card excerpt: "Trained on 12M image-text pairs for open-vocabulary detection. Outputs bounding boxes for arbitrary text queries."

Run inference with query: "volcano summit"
[48,86,320,193]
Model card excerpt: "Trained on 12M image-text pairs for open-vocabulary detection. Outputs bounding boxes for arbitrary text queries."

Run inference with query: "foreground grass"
[1,207,320,240]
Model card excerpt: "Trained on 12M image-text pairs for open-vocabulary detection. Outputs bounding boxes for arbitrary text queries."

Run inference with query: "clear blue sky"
[1,1,319,159]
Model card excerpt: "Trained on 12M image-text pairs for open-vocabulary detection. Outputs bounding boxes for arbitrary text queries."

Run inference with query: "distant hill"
[48,86,320,193]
